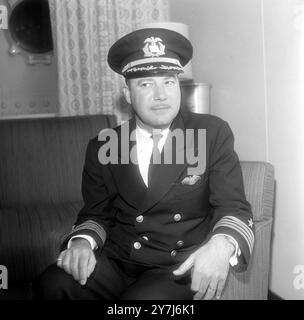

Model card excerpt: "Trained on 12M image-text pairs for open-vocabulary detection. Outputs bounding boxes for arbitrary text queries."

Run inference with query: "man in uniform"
[35,28,254,300]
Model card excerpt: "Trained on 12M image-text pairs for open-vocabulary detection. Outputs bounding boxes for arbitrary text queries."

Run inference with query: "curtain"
[48,0,170,120]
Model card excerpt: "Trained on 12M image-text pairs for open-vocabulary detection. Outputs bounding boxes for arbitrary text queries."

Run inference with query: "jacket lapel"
[109,118,147,209]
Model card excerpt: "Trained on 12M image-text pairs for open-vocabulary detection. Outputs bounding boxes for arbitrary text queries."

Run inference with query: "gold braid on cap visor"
[121,57,182,74]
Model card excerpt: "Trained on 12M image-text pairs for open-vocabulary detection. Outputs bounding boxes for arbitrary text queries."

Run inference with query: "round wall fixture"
[6,0,53,65]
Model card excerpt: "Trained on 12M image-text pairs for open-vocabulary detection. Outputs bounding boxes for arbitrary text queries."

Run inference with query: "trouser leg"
[33,252,128,300]
[121,267,193,300]
[33,252,193,300]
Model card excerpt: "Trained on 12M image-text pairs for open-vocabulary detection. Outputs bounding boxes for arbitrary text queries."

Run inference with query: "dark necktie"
[148,133,162,187]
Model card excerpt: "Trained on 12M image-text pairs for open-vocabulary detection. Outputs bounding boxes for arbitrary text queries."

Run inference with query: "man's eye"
[140,82,153,87]
[165,80,176,86]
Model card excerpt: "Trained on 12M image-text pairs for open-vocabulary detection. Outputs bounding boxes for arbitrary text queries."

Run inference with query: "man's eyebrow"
[138,76,176,81]
[135,75,177,85]
[136,78,155,85]
[164,76,177,80]
[137,78,154,82]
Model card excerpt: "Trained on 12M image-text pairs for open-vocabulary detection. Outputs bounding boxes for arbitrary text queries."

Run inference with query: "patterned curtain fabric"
[48,0,170,120]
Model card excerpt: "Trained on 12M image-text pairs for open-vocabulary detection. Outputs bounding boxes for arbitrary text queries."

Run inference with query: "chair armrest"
[221,217,273,300]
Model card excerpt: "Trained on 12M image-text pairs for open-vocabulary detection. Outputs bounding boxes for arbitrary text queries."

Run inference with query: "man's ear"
[123,84,131,105]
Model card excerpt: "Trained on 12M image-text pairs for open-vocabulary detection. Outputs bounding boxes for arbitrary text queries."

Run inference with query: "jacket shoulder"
[88,123,124,146]
[181,111,229,130]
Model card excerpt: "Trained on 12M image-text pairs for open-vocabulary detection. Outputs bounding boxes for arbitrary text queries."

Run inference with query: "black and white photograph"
[0,0,303,306]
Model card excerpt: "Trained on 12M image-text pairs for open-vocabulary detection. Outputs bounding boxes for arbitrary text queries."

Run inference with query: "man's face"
[123,74,181,129]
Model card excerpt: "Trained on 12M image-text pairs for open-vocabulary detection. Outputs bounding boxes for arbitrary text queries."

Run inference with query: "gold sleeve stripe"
[72,220,107,244]
[214,221,254,253]
[220,216,254,245]
[214,217,254,250]
[214,216,254,243]
[213,216,254,254]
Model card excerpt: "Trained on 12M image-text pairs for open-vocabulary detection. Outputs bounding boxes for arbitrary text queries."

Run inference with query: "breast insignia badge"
[181,175,201,186]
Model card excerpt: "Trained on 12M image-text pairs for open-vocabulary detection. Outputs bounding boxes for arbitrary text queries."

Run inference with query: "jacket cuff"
[61,220,107,253]
[68,235,98,250]
[212,216,254,268]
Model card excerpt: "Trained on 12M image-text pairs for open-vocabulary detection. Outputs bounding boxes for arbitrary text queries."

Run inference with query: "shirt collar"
[135,116,171,141]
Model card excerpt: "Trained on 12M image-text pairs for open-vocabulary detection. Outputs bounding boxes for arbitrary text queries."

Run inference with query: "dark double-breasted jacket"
[63,111,254,271]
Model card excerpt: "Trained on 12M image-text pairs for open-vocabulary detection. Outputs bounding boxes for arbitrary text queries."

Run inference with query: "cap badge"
[143,37,166,58]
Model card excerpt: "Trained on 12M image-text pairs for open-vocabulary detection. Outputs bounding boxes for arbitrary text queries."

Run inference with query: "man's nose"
[153,84,167,101]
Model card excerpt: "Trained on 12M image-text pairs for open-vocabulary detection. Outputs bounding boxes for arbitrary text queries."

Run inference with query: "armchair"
[221,161,275,300]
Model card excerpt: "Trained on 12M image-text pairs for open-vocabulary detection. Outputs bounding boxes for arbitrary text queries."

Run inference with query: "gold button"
[174,214,182,221]
[171,250,177,257]
[134,242,141,249]
[136,215,144,223]
[177,240,184,247]
[142,236,149,241]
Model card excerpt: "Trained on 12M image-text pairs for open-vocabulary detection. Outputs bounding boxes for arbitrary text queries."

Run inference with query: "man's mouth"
[151,104,171,110]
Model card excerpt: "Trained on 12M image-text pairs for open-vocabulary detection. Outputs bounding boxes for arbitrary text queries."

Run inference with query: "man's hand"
[56,238,96,286]
[173,235,235,300]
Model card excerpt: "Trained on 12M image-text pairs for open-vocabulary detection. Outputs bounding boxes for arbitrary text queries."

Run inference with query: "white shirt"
[135,123,170,187]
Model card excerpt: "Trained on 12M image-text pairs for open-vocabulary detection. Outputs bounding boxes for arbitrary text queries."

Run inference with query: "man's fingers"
[193,281,205,300]
[172,254,194,276]
[56,243,95,287]
[193,277,209,300]
[194,282,217,300]
[215,280,225,300]
[203,282,218,300]
[191,268,209,292]
[61,251,73,275]
[87,252,96,278]
[70,251,80,281]
[191,270,210,295]
[56,251,66,267]
[193,291,204,300]
[78,255,89,286]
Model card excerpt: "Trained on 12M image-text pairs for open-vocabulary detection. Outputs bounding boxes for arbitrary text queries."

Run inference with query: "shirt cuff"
[211,234,241,267]
[68,235,98,250]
